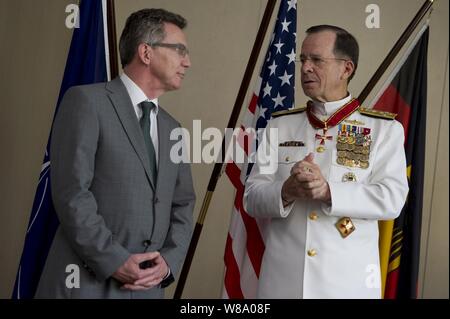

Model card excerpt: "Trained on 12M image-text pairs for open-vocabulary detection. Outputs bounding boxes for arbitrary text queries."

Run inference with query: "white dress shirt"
[120,73,159,165]
[310,94,353,120]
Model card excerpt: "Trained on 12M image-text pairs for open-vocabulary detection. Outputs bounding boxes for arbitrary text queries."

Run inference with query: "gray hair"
[119,8,187,67]
[306,25,359,81]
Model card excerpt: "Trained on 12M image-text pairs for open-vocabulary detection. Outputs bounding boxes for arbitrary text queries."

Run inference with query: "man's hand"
[281,152,331,204]
[112,251,169,290]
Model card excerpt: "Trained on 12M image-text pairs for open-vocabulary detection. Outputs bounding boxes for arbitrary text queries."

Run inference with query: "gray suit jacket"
[35,77,195,298]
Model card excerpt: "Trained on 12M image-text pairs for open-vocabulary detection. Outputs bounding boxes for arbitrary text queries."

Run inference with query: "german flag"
[373,24,428,298]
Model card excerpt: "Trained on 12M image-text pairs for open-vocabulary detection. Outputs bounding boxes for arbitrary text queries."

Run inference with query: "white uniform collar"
[310,93,352,119]
[120,72,159,114]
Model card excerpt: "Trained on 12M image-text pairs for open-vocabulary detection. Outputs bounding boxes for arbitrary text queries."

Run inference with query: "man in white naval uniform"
[244,25,409,298]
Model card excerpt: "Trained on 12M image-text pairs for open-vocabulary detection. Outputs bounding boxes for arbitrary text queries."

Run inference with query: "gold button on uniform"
[285,156,290,162]
[309,212,318,220]
[307,249,317,257]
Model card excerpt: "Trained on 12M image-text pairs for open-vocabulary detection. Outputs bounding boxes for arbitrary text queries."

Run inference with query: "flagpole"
[106,0,119,78]
[173,0,278,299]
[358,0,434,104]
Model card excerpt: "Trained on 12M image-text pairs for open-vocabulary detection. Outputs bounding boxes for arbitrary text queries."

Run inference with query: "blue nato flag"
[12,0,108,299]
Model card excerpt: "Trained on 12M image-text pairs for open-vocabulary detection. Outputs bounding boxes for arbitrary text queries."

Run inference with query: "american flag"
[223,0,297,298]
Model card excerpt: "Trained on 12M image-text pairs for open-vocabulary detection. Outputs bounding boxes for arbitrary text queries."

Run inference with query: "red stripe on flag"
[384,268,400,299]
[373,84,411,141]
[225,161,266,277]
[225,162,242,190]
[248,94,259,114]
[224,234,244,299]
[239,209,265,277]
[237,126,256,157]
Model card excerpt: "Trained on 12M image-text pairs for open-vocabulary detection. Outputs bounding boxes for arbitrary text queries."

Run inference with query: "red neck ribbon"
[306,98,360,130]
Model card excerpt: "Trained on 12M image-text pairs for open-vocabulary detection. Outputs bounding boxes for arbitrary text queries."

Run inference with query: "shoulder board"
[272,106,307,118]
[358,107,397,120]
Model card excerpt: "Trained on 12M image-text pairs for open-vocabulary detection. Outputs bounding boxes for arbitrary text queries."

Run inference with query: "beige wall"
[0,0,74,297]
[0,0,447,299]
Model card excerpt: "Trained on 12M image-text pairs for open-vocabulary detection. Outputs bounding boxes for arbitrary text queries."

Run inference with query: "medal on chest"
[306,99,360,153]
[336,124,372,169]
[315,129,332,153]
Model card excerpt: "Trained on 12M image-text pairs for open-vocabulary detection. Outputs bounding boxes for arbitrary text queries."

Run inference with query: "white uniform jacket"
[244,96,409,299]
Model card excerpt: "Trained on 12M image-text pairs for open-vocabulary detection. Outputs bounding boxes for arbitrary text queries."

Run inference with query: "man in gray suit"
[36,8,196,298]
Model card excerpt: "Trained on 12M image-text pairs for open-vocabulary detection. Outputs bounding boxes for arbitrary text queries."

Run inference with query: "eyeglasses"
[296,55,348,66]
[147,42,189,58]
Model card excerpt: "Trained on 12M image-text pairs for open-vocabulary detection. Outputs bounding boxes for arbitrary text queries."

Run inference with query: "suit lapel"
[106,78,155,190]
[155,110,171,195]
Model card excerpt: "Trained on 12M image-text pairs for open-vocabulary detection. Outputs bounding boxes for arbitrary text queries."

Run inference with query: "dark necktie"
[139,101,157,184]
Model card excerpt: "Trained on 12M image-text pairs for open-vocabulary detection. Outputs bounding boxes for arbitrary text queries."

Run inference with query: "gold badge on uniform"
[279,141,305,147]
[316,145,325,153]
[336,124,372,169]
[342,172,357,182]
[336,217,355,238]
[343,119,365,126]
